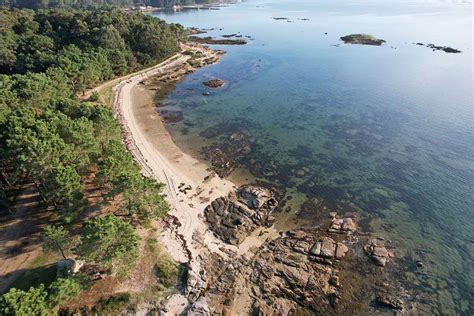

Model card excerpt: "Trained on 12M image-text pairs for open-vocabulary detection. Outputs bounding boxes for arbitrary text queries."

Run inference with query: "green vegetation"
[0,6,178,220]
[0,276,87,315]
[0,5,181,314]
[78,215,139,276]
[48,276,85,305]
[0,0,217,9]
[0,285,49,316]
[146,234,179,288]
[43,225,76,259]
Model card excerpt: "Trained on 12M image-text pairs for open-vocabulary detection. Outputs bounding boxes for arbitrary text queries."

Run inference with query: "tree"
[43,225,75,259]
[124,176,169,220]
[0,285,49,316]
[48,276,84,305]
[78,215,139,276]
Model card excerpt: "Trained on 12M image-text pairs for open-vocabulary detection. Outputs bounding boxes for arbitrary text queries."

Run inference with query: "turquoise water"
[153,0,473,313]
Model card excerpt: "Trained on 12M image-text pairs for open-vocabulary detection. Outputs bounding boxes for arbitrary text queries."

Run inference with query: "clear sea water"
[153,0,473,313]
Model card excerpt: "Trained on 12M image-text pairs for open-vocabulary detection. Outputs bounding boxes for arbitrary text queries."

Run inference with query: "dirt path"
[0,183,52,293]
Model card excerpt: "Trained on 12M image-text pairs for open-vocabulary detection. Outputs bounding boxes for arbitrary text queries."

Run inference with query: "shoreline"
[112,43,277,314]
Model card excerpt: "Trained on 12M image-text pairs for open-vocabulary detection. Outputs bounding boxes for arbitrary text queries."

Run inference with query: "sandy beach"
[111,44,277,314]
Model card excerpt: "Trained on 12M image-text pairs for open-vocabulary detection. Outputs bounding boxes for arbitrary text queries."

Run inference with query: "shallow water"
[153,0,473,313]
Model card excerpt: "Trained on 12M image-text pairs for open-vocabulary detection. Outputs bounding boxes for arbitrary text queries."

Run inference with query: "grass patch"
[187,58,201,68]
[92,293,132,314]
[145,234,179,289]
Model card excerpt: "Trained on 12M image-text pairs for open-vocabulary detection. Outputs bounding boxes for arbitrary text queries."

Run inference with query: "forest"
[0,0,216,9]
[0,7,185,314]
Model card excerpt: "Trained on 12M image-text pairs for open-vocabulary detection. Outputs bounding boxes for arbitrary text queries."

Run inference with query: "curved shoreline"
[111,44,277,314]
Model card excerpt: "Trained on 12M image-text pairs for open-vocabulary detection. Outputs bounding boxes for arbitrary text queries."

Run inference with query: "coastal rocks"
[308,237,349,263]
[204,186,278,245]
[248,230,350,313]
[203,78,225,88]
[364,239,393,267]
[193,229,349,314]
[376,294,404,310]
[157,109,183,123]
[201,130,252,177]
[415,42,462,53]
[328,215,357,234]
[188,36,247,45]
[340,34,386,46]
[187,27,207,35]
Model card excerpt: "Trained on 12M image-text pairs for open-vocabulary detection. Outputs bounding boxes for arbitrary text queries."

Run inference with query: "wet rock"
[364,240,391,266]
[201,130,252,177]
[329,216,357,234]
[158,110,183,123]
[295,169,305,177]
[376,294,404,310]
[203,78,225,88]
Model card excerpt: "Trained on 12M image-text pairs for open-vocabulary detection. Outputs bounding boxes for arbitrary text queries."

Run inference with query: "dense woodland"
[0,0,216,9]
[0,7,185,314]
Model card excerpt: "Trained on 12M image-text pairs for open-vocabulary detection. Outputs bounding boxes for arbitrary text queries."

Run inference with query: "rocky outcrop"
[340,34,385,46]
[189,228,355,315]
[189,36,247,45]
[328,214,357,234]
[415,42,461,53]
[376,294,404,310]
[248,230,352,313]
[204,186,278,245]
[364,239,393,267]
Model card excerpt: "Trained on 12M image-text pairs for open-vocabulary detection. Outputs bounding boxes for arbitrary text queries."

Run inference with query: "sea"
[153,0,473,313]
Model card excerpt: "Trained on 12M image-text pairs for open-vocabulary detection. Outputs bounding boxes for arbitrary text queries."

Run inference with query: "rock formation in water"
[203,78,225,88]
[364,239,393,267]
[201,131,252,177]
[415,42,461,53]
[340,34,386,46]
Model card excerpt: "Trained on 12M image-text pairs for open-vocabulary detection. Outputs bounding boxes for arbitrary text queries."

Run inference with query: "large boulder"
[364,240,392,267]
[204,186,278,245]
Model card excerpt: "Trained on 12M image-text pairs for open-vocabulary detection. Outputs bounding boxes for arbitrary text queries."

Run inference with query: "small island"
[340,33,386,46]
